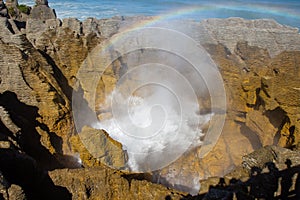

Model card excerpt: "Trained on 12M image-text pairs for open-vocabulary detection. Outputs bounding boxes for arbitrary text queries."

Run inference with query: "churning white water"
[72,25,226,195]
[93,89,212,172]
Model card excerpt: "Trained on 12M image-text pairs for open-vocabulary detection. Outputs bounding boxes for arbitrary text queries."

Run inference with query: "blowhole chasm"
[93,90,213,195]
[73,28,227,195]
[89,49,214,194]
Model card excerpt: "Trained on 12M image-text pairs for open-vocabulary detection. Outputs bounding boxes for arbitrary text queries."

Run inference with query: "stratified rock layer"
[49,167,185,200]
[29,0,56,20]
[75,126,128,169]
[200,145,300,198]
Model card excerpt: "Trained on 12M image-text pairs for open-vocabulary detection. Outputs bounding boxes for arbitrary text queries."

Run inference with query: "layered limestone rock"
[74,126,128,169]
[199,41,300,180]
[29,0,56,21]
[199,145,300,195]
[5,0,31,21]
[7,184,26,200]
[201,18,300,57]
[23,15,300,192]
[5,0,20,19]
[82,18,300,193]
[49,167,185,200]
[242,145,300,171]
[25,17,119,89]
[0,17,75,169]
[1,4,300,197]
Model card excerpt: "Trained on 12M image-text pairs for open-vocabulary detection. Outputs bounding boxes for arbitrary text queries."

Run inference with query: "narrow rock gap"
[0,148,72,200]
[37,49,73,101]
[0,91,63,170]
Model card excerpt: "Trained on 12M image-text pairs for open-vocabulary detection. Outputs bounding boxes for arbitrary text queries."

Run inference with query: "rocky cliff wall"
[0,1,299,198]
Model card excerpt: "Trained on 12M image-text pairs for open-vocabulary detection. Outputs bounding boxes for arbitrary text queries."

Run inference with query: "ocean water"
[18,0,300,28]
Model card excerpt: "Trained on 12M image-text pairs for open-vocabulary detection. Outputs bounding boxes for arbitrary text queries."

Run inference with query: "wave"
[17,0,300,28]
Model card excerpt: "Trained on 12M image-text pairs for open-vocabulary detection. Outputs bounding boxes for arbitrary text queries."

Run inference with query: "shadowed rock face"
[199,146,300,198]
[0,2,300,197]
[0,0,8,17]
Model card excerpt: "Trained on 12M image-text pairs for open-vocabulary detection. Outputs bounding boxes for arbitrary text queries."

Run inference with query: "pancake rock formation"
[29,0,56,21]
[0,0,299,198]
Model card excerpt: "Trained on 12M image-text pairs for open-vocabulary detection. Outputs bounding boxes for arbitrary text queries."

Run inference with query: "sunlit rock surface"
[49,167,185,200]
[77,126,128,169]
[29,0,56,21]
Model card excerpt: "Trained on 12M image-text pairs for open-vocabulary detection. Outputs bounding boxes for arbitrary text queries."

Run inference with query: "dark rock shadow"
[13,20,26,30]
[0,91,73,199]
[37,49,73,101]
[180,160,300,200]
[238,121,262,150]
[0,91,63,170]
[0,148,71,200]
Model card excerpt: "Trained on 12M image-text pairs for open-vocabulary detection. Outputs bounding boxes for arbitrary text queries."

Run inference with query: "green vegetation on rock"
[8,7,16,17]
[17,4,30,14]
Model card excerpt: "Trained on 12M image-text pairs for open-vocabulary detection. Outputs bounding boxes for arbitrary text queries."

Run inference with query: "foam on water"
[71,23,227,194]
[93,89,212,172]
[18,0,300,28]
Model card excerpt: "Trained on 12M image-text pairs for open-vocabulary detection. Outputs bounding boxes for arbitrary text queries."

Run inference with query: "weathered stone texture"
[49,167,185,200]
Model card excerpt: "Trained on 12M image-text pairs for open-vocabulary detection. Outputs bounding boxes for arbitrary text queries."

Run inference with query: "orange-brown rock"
[49,167,185,200]
[0,17,74,168]
[25,16,300,193]
[72,125,128,169]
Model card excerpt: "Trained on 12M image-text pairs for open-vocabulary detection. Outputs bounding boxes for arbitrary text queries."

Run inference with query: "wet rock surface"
[0,1,299,198]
